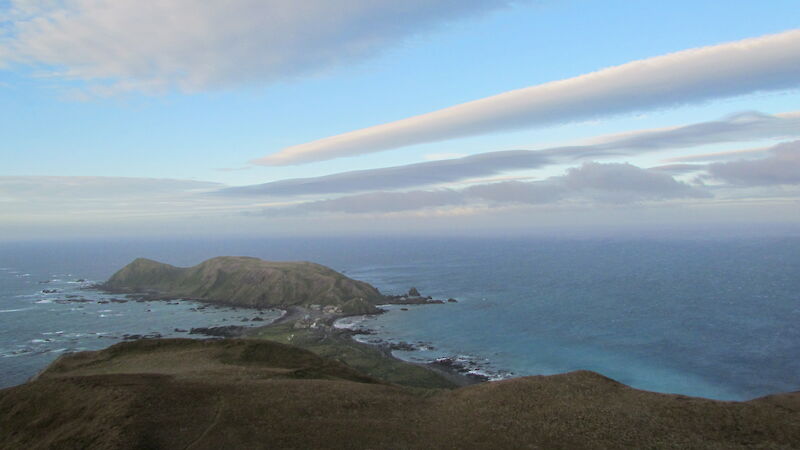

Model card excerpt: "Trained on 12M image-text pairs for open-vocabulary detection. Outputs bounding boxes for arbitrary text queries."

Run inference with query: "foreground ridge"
[2,338,799,449]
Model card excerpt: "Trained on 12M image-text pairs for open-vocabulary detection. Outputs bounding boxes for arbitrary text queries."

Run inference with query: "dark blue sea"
[1,237,799,400]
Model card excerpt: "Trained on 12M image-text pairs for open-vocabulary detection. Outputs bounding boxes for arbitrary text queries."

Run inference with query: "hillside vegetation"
[102,256,383,309]
[1,338,799,449]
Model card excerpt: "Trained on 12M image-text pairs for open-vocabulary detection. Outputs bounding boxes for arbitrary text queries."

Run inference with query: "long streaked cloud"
[649,140,800,183]
[0,0,515,93]
[273,162,709,215]
[0,176,224,218]
[224,150,550,197]
[257,29,800,166]
[222,111,800,197]
[707,140,800,186]
[0,176,220,199]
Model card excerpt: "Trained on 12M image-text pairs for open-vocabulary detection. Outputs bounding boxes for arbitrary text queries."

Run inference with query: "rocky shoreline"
[88,282,482,387]
[259,290,485,386]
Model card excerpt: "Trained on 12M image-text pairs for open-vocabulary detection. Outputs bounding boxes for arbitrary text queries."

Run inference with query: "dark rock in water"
[75,279,86,283]
[56,297,92,304]
[447,298,458,303]
[109,298,128,303]
[417,342,436,350]
[465,373,490,382]
[432,357,459,369]
[97,300,110,304]
[251,317,265,322]
[387,341,417,351]
[189,326,246,337]
[408,287,420,297]
[64,295,80,299]
[122,333,162,340]
[174,328,188,333]
[386,296,444,305]
[432,357,471,374]
[41,289,58,294]
[400,308,409,311]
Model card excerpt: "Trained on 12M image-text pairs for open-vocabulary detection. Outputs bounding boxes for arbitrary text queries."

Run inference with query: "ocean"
[1,236,798,400]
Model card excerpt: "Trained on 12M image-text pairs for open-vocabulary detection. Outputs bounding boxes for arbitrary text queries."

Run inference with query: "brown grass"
[1,339,799,449]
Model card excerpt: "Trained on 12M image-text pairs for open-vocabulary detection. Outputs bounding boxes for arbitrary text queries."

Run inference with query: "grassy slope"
[2,338,799,449]
[248,321,457,390]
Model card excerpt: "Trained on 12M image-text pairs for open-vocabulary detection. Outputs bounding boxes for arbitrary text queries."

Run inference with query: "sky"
[1,0,799,239]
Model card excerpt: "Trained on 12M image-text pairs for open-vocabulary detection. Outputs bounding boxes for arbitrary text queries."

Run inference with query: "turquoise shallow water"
[1,237,799,399]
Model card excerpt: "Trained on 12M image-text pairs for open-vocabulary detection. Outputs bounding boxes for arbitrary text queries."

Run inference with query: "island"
[1,256,798,448]
[102,256,387,314]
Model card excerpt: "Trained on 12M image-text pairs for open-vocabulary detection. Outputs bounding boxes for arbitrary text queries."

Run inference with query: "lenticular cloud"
[257,29,800,166]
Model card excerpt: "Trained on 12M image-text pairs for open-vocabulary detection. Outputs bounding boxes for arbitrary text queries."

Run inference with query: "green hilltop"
[102,256,384,311]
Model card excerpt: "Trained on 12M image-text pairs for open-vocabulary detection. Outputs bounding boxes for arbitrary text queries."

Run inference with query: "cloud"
[466,162,709,206]
[296,189,464,214]
[707,140,800,186]
[257,29,800,165]
[275,162,709,215]
[558,162,709,203]
[0,176,220,198]
[423,153,468,161]
[215,166,253,173]
[0,176,225,218]
[223,150,550,196]
[222,111,800,197]
[0,0,515,93]
[647,163,707,175]
[660,147,771,163]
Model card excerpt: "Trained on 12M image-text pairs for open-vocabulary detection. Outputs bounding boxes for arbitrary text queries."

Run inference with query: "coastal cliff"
[102,256,383,311]
[1,338,799,449]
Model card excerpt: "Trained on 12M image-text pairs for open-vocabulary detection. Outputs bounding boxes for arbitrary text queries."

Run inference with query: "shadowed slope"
[102,256,383,309]
[2,339,799,449]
